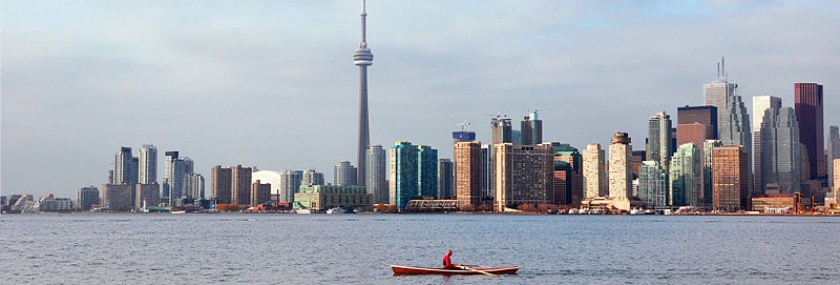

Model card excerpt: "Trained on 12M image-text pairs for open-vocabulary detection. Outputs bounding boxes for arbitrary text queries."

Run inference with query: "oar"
[459,265,500,277]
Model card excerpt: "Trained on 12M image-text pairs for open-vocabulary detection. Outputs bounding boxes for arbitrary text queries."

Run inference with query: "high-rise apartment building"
[520,111,543,145]
[638,161,668,209]
[752,96,782,192]
[759,107,801,194]
[135,183,160,209]
[437,159,454,199]
[211,166,232,204]
[334,161,357,186]
[250,180,271,206]
[608,132,633,199]
[280,170,303,203]
[702,140,723,208]
[366,145,388,204]
[302,168,325,186]
[76,186,100,210]
[390,142,418,211]
[138,144,157,184]
[583,144,607,199]
[648,112,673,167]
[101,183,133,211]
[231,165,253,205]
[114,147,138,185]
[417,145,439,198]
[794,83,825,180]
[480,144,493,200]
[455,141,482,208]
[712,145,749,212]
[494,143,554,212]
[670,143,702,207]
[189,173,205,199]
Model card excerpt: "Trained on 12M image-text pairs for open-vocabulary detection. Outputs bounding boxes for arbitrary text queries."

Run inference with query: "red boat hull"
[391,265,519,275]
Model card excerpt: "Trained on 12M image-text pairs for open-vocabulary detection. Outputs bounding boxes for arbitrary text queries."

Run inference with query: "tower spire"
[353,0,374,186]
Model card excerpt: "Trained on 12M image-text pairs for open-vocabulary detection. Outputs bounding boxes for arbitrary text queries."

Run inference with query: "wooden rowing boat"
[390,265,519,275]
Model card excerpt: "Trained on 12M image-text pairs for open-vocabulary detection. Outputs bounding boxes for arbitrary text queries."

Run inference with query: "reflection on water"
[2,214,839,284]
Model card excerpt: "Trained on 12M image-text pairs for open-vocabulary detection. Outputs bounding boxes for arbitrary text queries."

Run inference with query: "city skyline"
[3,1,840,199]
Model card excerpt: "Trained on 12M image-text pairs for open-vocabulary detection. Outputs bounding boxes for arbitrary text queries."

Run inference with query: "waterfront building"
[280,170,303,203]
[677,105,718,139]
[211,165,232,204]
[390,142,419,211]
[36,196,72,212]
[417,145,438,198]
[76,186,100,210]
[638,161,668,209]
[834,159,840,203]
[302,168,325,186]
[648,112,673,168]
[250,180,271,206]
[437,159,454,199]
[102,183,133,211]
[334,161,357,186]
[794,83,826,181]
[455,141,481,208]
[703,140,723,208]
[520,111,543,145]
[494,143,554,211]
[135,183,160,209]
[608,132,633,199]
[163,151,193,204]
[670,143,702,207]
[138,144,157,184]
[759,107,801,194]
[751,193,796,212]
[353,0,374,187]
[252,170,284,202]
[366,145,388,204]
[829,126,840,189]
[753,96,782,192]
[712,145,749,212]
[231,165,253,205]
[295,185,372,211]
[583,144,607,199]
[480,144,493,199]
[114,147,138,185]
[553,143,582,205]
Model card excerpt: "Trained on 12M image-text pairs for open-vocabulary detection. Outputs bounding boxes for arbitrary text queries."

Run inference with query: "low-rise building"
[294,185,371,211]
[751,193,796,213]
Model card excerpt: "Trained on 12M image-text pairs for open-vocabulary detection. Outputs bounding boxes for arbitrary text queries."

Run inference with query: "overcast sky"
[3,0,840,199]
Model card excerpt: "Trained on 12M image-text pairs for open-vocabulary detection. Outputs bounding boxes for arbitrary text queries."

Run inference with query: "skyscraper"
[638,161,668,209]
[390,142,418,211]
[828,126,840,189]
[702,140,723,208]
[280,170,303,203]
[114,147,136,185]
[719,95,752,150]
[480,144,493,200]
[752,96,782,192]
[553,143,582,205]
[138,144,157,184]
[608,132,633,199]
[190,173,205,199]
[334,161,357,186]
[354,0,374,187]
[366,145,388,204]
[712,145,749,212]
[520,111,543,145]
[437,159,454,199]
[759,107,801,194]
[302,168,325,186]
[670,143,702,207]
[455,141,482,208]
[703,58,736,133]
[583,143,607,199]
[231,165,252,205]
[794,83,825,180]
[648,112,673,167]
[494,143,554,212]
[677,105,718,139]
[211,165,232,204]
[417,145,438,198]
[491,116,513,145]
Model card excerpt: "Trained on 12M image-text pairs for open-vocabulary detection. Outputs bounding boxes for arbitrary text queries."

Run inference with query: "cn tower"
[353,0,373,186]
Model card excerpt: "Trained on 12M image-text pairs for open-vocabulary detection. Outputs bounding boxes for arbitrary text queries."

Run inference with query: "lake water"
[2,214,839,284]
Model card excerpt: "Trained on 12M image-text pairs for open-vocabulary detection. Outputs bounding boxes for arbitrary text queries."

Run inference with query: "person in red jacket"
[442,249,455,269]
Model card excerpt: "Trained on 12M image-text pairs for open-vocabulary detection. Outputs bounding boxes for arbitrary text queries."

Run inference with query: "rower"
[442,249,455,269]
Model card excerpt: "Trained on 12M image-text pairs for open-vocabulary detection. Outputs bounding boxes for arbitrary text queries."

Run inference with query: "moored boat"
[390,265,519,275]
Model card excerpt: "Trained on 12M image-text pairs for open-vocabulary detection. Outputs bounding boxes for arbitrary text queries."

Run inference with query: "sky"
[2,0,840,199]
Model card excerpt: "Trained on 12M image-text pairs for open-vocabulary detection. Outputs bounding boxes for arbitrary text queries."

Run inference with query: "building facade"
[759,107,801,194]
[677,105,718,139]
[135,183,160,209]
[582,143,607,199]
[366,145,388,204]
[76,186,100,210]
[648,112,673,167]
[390,142,419,211]
[334,161,357,186]
[494,143,554,211]
[794,83,825,180]
[828,126,840,189]
[712,146,749,212]
[417,145,439,198]
[455,141,481,208]
[670,143,702,207]
[138,144,157,184]
[520,111,543,145]
[437,159,454,199]
[752,96,782,193]
[553,143,582,205]
[295,185,372,211]
[211,165,232,204]
[638,161,668,209]
[703,140,723,208]
[608,132,633,199]
[250,180,271,206]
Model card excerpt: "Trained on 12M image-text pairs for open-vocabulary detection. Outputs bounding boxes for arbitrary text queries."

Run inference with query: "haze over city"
[3,0,840,199]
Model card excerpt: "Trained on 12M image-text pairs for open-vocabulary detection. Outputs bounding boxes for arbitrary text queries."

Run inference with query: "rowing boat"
[390,265,519,275]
